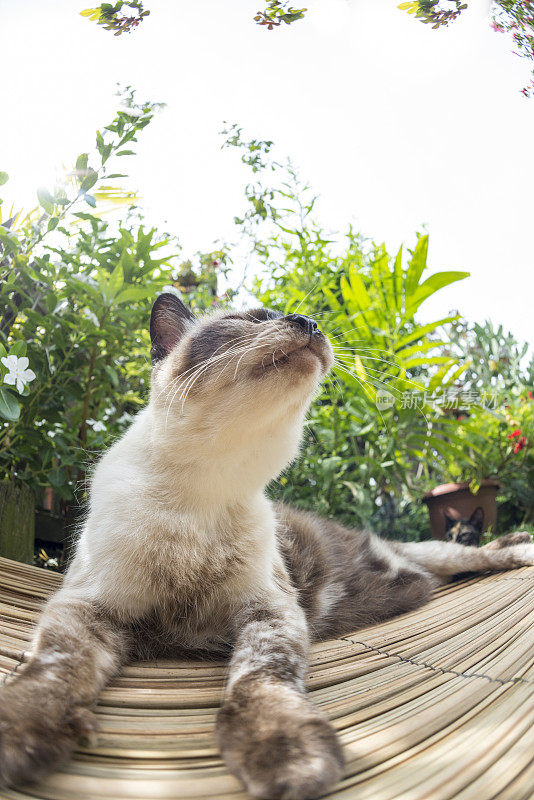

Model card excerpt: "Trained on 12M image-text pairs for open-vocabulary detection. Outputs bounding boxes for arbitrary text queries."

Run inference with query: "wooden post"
[0,481,35,564]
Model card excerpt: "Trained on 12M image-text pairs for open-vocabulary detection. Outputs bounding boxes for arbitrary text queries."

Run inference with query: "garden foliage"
[1,104,532,540]
[224,127,534,534]
[0,92,229,505]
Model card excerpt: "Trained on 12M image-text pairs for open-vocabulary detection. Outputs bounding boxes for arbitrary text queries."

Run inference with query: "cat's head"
[148,293,333,427]
[444,506,484,546]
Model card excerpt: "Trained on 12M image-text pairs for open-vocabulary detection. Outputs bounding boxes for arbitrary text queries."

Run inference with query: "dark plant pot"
[0,481,35,564]
[423,479,501,541]
[35,487,83,567]
[35,508,66,543]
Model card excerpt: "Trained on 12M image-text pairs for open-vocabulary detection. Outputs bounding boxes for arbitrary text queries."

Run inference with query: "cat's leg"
[0,589,129,787]
[394,539,534,578]
[217,594,344,800]
[483,531,533,550]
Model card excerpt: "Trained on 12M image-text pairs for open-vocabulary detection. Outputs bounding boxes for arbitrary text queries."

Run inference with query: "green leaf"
[395,339,448,361]
[392,245,403,312]
[49,467,66,488]
[403,355,453,369]
[322,285,342,312]
[0,387,20,421]
[70,276,102,304]
[395,316,459,351]
[347,267,372,310]
[0,229,20,255]
[76,153,88,173]
[0,172,8,186]
[107,261,125,299]
[0,343,6,361]
[37,187,55,215]
[115,284,155,304]
[103,364,119,388]
[80,169,98,193]
[405,234,429,298]
[405,271,470,316]
[97,262,124,303]
[45,292,57,313]
[9,340,27,358]
[73,211,99,222]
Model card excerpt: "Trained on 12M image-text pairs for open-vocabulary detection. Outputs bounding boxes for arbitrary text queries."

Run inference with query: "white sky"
[1,0,533,348]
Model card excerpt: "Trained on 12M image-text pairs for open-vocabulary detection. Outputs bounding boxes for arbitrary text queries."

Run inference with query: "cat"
[445,506,485,546]
[1,293,533,800]
[445,506,531,550]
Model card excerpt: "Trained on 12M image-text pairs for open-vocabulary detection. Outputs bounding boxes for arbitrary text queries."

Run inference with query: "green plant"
[492,0,534,97]
[223,125,533,537]
[224,128,473,538]
[398,1,534,97]
[254,1,308,29]
[0,89,159,423]
[426,319,533,526]
[80,2,149,35]
[0,92,234,505]
[81,1,307,33]
[398,1,467,28]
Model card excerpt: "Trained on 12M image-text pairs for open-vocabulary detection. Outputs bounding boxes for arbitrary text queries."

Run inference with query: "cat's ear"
[150,293,195,364]
[469,506,484,532]
[443,507,460,530]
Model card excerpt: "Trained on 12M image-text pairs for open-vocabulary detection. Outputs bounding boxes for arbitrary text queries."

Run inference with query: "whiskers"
[330,350,431,428]
[158,328,281,432]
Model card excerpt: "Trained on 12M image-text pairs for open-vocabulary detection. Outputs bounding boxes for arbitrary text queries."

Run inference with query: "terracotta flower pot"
[422,479,501,541]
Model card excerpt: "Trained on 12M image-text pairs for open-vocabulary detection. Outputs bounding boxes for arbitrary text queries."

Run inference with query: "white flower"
[87,418,107,432]
[1,355,37,394]
[84,310,99,327]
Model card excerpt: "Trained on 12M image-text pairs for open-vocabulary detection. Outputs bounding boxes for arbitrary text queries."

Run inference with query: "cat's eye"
[224,309,280,324]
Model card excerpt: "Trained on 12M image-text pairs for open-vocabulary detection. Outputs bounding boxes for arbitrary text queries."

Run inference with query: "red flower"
[507,428,522,439]
[529,391,533,399]
[514,436,527,454]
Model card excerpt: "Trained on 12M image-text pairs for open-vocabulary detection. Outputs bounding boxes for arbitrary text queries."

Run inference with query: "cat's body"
[1,296,533,800]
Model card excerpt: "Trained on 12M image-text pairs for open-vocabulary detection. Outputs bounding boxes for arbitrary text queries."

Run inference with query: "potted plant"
[423,479,501,541]
[423,386,533,540]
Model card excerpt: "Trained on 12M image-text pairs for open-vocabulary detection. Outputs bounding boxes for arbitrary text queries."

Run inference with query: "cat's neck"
[130,404,305,510]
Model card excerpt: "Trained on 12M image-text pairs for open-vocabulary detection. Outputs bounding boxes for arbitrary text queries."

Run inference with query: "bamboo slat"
[0,556,533,800]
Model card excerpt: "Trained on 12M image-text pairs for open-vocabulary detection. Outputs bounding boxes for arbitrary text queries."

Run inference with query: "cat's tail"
[392,536,534,578]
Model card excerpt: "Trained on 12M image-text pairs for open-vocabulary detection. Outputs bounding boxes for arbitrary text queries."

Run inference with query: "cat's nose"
[285,314,318,337]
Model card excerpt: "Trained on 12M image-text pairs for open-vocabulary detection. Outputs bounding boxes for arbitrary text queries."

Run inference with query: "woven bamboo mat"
[1,556,534,800]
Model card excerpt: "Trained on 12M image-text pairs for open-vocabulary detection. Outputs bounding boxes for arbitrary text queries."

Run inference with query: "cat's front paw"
[507,542,534,566]
[0,681,97,787]
[217,703,344,800]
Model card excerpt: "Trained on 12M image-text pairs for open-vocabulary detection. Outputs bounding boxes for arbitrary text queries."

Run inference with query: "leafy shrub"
[0,93,232,507]
[399,1,534,97]
[226,128,533,535]
[2,109,531,546]
[223,129,477,537]
[435,320,534,527]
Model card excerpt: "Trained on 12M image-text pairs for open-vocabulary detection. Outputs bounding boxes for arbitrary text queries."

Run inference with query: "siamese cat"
[1,294,533,800]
